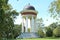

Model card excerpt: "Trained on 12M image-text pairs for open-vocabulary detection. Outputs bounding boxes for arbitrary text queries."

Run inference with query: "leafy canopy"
[49,0,60,20]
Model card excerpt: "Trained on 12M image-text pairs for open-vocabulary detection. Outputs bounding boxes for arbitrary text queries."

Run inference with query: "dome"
[24,4,35,10]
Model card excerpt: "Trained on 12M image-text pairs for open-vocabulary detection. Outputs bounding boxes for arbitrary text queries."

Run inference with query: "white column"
[34,18,36,32]
[22,17,24,33]
[26,16,28,32]
[31,16,34,32]
[30,18,32,32]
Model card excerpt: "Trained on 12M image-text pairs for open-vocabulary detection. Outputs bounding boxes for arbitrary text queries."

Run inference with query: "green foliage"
[49,22,58,30]
[28,28,30,33]
[37,18,44,28]
[37,29,45,38]
[0,0,19,39]
[37,18,44,38]
[45,22,58,37]
[37,18,43,24]
[46,22,60,37]
[53,26,60,37]
[46,27,53,37]
[13,24,22,38]
[49,0,60,20]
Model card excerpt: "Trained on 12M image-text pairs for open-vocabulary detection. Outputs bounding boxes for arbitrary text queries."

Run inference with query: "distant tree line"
[37,22,60,38]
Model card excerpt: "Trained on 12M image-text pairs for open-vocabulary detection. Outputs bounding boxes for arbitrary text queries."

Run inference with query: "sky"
[8,0,57,26]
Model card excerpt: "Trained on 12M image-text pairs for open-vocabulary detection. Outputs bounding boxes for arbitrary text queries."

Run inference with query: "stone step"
[16,32,39,38]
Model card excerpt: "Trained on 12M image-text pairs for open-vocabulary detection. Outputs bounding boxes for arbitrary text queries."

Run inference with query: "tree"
[49,0,60,21]
[37,18,44,28]
[13,24,22,38]
[46,27,53,37]
[37,18,45,37]
[53,26,60,37]
[37,28,45,38]
[0,0,9,39]
[0,0,19,39]
[49,22,58,30]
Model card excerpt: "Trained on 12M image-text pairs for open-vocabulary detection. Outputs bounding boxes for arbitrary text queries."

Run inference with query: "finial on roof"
[24,3,35,10]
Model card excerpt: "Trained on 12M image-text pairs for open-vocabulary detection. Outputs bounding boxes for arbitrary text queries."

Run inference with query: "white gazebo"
[20,4,38,33]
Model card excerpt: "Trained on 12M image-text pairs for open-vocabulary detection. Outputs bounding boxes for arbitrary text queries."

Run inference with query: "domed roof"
[24,4,35,10]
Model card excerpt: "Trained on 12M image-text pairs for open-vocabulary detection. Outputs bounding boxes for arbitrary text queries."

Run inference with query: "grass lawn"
[4,37,60,40]
[16,38,60,40]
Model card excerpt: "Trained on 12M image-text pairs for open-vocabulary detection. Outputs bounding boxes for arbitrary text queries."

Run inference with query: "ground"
[15,37,60,40]
[16,38,60,40]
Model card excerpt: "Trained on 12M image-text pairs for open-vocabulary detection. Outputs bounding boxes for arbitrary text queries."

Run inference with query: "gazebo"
[21,4,38,33]
[17,4,39,38]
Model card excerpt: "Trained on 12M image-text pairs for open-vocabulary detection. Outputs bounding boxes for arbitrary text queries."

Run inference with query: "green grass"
[4,37,60,40]
[16,38,60,40]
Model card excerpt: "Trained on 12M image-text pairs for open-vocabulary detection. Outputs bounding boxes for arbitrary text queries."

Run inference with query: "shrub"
[28,28,30,32]
[53,26,60,37]
[37,29,45,38]
[46,27,53,37]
